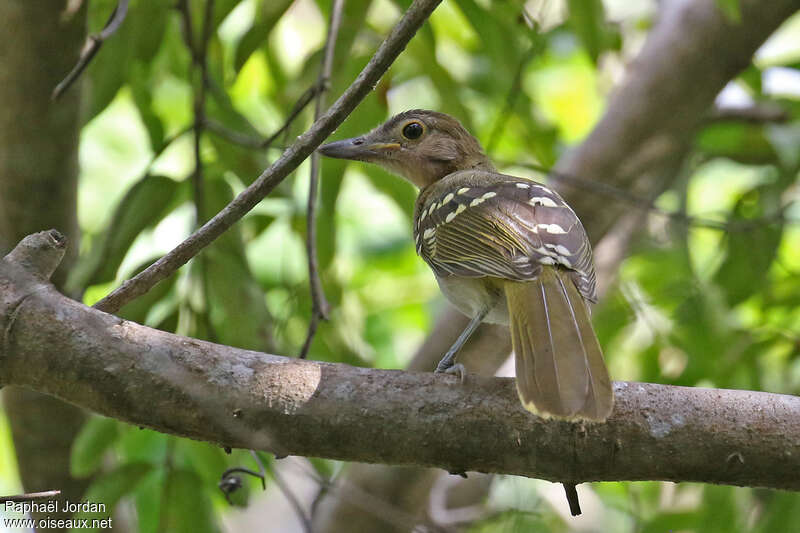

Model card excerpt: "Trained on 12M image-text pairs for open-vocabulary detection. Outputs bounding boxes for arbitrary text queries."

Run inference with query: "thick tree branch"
[2,232,799,491]
[93,0,443,314]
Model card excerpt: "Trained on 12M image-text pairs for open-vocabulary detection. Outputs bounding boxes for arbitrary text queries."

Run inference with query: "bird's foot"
[435,362,466,384]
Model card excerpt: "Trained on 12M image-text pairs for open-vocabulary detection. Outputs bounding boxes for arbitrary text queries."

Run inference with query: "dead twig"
[0,490,61,504]
[299,0,345,358]
[203,82,322,150]
[52,0,129,100]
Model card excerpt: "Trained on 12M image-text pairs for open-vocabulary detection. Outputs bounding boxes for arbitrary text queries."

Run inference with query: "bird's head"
[318,110,494,188]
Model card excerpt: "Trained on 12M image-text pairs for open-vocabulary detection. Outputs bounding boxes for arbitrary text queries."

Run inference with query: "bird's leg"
[435,307,490,379]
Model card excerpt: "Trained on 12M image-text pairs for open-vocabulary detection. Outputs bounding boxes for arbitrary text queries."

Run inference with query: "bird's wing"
[414,177,597,302]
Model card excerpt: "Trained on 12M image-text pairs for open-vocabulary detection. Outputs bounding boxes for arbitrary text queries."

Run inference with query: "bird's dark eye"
[402,121,424,140]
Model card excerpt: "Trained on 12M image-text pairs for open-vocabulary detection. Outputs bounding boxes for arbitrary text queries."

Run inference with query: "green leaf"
[130,0,171,64]
[67,175,181,292]
[233,0,294,72]
[70,416,120,478]
[696,122,778,164]
[161,469,219,533]
[713,181,785,306]
[213,0,241,30]
[641,511,699,533]
[568,0,607,63]
[756,491,800,532]
[452,0,523,75]
[130,64,166,151]
[175,440,229,486]
[85,0,171,121]
[75,462,153,531]
[715,0,742,23]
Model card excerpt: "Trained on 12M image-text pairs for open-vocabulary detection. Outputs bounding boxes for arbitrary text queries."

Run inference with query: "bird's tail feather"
[504,267,613,421]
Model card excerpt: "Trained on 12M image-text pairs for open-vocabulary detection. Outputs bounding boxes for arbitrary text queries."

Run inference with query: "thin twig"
[180,0,219,342]
[52,0,130,100]
[503,160,796,232]
[0,490,61,504]
[257,452,314,533]
[563,483,581,516]
[295,458,448,532]
[203,83,322,150]
[707,104,790,124]
[299,0,344,358]
[93,0,445,314]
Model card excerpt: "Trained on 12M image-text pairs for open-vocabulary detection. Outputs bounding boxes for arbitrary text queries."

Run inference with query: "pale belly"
[435,275,510,326]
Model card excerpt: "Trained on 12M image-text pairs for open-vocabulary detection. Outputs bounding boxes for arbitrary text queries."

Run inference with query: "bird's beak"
[317,136,400,161]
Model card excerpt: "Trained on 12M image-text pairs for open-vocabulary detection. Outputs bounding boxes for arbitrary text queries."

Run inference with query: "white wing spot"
[529,196,558,207]
[470,197,485,207]
[516,183,530,189]
[533,246,558,258]
[423,228,435,239]
[544,243,572,256]
[481,191,497,200]
[455,204,466,215]
[540,223,566,234]
[554,244,571,256]
[442,193,454,205]
[539,257,556,265]
[445,211,457,223]
[457,187,470,195]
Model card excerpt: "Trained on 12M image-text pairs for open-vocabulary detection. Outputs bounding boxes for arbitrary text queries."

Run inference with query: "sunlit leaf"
[234,0,294,72]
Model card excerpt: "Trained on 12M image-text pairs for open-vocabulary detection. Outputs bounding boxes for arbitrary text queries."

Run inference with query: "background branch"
[300,0,344,358]
[51,0,129,100]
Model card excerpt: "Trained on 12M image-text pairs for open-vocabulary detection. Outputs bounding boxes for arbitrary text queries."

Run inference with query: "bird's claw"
[436,362,466,383]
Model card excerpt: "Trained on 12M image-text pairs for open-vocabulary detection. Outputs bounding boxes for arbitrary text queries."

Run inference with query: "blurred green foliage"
[1,0,799,531]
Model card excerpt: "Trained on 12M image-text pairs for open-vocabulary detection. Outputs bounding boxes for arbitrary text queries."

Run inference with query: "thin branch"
[93,0,445,314]
[52,0,130,100]
[180,0,219,343]
[707,103,790,124]
[204,83,322,150]
[501,160,797,232]
[299,0,344,358]
[259,452,314,533]
[0,490,61,504]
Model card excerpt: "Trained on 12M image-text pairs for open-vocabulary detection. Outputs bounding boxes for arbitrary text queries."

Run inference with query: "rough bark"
[2,233,799,496]
[0,1,89,527]
[314,0,800,529]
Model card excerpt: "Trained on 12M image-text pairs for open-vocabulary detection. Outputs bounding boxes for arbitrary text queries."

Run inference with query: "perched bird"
[318,110,613,421]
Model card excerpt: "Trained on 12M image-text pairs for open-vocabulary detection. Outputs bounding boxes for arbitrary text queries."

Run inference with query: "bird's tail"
[504,267,613,421]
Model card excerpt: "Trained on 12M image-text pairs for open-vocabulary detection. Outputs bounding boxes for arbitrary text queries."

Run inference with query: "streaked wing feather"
[414,177,597,300]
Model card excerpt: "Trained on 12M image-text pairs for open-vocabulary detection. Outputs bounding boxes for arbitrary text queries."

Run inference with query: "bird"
[318,109,613,422]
